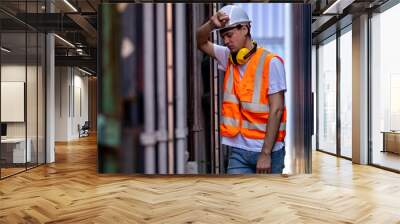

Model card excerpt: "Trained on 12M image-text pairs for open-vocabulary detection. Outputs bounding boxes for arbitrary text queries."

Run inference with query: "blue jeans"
[227,146,286,174]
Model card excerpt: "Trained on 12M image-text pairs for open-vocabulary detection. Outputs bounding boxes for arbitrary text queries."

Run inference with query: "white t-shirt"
[213,44,286,152]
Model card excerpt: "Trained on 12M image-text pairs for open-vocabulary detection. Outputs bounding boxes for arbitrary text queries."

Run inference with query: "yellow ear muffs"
[229,53,237,65]
[236,48,251,65]
[229,41,258,65]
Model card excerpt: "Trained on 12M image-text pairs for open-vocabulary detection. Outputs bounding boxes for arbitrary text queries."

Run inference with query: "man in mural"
[196,5,287,174]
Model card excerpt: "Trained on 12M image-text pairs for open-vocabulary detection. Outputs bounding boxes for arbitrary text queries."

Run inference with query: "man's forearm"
[261,108,283,155]
[196,20,215,47]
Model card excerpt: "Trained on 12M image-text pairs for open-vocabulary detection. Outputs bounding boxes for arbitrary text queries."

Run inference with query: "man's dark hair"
[245,24,251,38]
[220,23,251,39]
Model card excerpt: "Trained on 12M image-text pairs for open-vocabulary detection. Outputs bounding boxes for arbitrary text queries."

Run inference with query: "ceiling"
[0,0,100,74]
[310,0,391,43]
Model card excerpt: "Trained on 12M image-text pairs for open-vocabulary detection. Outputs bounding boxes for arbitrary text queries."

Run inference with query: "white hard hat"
[216,5,251,31]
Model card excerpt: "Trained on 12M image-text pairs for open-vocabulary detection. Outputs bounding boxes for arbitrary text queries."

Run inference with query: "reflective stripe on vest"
[220,48,286,141]
[223,65,240,104]
[226,65,234,93]
[242,120,286,132]
[241,102,269,113]
[239,49,286,140]
[221,64,241,137]
[221,116,240,127]
[252,50,269,103]
[224,93,239,104]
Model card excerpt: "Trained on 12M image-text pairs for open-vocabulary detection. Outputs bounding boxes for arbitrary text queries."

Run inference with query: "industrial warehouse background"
[0,0,400,223]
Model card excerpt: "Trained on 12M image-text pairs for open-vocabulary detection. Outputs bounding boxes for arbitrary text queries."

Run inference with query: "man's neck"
[244,39,254,50]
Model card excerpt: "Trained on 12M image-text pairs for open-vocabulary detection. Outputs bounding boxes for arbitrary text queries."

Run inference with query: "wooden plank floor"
[1,167,26,178]
[1,135,400,223]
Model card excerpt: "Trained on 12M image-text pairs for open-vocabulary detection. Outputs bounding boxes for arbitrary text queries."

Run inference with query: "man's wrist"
[261,148,271,156]
[207,19,216,29]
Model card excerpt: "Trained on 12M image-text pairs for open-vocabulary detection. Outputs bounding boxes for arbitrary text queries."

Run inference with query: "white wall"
[72,72,89,138]
[1,65,36,138]
[1,65,26,140]
[55,66,69,141]
[1,65,26,81]
[55,66,89,141]
[1,64,46,164]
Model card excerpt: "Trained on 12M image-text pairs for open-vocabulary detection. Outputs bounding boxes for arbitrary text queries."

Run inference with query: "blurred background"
[97,3,312,174]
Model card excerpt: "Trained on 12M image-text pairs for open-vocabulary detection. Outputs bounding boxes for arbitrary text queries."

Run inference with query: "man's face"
[220,25,248,53]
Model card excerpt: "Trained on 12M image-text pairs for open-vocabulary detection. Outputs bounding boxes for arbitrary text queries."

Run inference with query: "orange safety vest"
[220,48,287,142]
